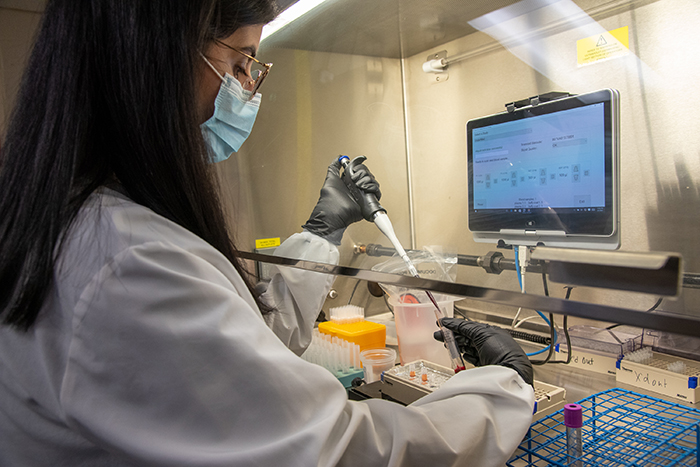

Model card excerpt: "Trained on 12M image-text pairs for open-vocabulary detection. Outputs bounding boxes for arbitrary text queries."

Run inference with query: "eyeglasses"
[215,40,272,100]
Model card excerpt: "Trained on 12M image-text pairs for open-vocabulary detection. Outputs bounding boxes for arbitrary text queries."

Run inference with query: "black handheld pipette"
[338,155,466,373]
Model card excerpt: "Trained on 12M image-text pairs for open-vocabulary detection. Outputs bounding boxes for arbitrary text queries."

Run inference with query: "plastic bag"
[371,247,459,304]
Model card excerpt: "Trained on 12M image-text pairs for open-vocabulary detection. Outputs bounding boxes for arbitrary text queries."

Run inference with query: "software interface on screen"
[471,103,605,213]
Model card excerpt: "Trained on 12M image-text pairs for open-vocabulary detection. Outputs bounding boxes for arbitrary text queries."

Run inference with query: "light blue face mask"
[200,54,261,163]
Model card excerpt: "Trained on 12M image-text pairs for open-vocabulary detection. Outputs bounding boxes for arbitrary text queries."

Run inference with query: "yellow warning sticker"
[255,237,281,249]
[577,26,629,66]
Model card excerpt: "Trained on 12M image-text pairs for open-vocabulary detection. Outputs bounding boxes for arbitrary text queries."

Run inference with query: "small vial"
[409,364,416,379]
[564,404,583,467]
[421,368,428,385]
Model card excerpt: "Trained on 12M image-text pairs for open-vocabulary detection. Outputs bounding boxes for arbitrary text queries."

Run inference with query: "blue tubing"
[514,248,557,357]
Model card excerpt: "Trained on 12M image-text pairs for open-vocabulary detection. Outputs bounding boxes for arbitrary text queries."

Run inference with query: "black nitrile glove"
[302,158,381,245]
[434,318,534,386]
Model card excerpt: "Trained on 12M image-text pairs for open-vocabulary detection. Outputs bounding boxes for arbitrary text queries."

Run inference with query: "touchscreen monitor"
[467,89,620,249]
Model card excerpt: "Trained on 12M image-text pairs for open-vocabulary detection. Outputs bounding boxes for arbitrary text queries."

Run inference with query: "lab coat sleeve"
[260,230,339,355]
[60,241,534,467]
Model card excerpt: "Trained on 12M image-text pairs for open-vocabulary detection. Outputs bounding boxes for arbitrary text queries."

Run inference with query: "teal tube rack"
[507,388,700,466]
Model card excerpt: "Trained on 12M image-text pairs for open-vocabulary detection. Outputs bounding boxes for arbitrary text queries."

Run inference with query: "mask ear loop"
[199,52,225,83]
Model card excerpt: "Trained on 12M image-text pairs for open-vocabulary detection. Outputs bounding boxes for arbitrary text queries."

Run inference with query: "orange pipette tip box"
[318,320,386,352]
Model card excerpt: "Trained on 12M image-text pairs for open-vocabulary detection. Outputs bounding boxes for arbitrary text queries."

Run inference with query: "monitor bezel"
[466,89,620,248]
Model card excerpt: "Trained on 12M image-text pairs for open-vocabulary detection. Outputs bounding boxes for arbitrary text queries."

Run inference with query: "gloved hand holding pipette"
[302,157,381,245]
[434,318,534,386]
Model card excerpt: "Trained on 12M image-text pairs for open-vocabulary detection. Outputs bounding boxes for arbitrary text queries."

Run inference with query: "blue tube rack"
[507,388,700,466]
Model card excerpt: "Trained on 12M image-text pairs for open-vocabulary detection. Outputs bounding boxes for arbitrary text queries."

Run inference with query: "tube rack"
[507,388,700,466]
[617,349,700,403]
[301,330,363,388]
[382,360,565,416]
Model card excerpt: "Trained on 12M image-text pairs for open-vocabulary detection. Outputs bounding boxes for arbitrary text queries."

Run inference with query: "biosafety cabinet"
[215,0,700,338]
[3,0,700,396]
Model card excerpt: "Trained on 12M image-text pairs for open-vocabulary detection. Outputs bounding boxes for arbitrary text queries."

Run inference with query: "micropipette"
[338,155,466,373]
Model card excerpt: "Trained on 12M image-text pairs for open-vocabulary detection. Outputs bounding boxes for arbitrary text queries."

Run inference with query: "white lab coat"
[0,187,534,466]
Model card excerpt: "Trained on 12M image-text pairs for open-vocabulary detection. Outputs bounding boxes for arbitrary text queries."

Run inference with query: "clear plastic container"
[644,330,700,361]
[359,348,397,383]
[557,325,642,357]
[388,293,455,367]
[372,251,459,368]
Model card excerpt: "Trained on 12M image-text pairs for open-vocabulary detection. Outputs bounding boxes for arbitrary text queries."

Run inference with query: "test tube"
[564,403,583,467]
[424,290,466,372]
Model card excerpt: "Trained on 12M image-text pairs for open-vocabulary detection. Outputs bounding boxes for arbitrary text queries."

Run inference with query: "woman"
[0,1,534,465]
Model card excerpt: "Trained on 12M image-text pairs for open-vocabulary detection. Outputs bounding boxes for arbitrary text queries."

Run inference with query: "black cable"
[507,329,551,346]
[530,313,556,366]
[529,277,575,366]
[530,272,556,365]
[542,269,550,297]
[545,286,573,365]
[383,293,394,316]
[648,297,663,311]
[606,297,663,330]
[347,280,361,305]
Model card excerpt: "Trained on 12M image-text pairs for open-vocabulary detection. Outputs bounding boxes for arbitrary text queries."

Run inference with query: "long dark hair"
[0,0,278,330]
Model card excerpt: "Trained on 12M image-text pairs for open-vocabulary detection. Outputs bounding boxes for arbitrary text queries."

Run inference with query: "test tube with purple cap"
[564,403,583,466]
